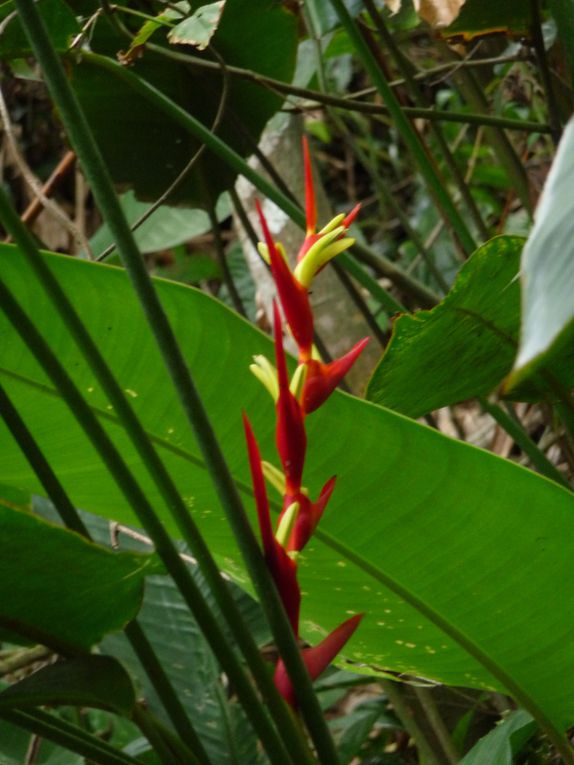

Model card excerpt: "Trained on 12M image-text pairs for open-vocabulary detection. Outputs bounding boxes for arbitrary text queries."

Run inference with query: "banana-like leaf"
[0,656,136,716]
[0,500,157,652]
[2,247,574,731]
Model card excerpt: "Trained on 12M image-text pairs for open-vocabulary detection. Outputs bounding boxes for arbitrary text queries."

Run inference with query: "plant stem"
[362,0,488,243]
[480,398,571,489]
[381,680,443,765]
[13,3,332,759]
[0,270,295,765]
[0,708,143,765]
[327,0,475,253]
[530,0,562,146]
[413,686,460,765]
[146,43,552,133]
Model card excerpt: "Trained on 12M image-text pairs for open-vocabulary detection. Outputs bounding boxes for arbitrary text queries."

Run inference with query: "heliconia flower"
[273,302,307,493]
[295,136,360,286]
[243,413,300,634]
[302,337,371,414]
[281,476,336,554]
[255,199,314,360]
[274,613,363,708]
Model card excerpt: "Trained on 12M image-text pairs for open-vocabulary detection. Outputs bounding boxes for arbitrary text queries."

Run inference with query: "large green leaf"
[2,248,574,732]
[0,656,136,716]
[508,118,574,390]
[366,236,523,418]
[0,501,157,652]
[458,710,536,765]
[70,0,297,206]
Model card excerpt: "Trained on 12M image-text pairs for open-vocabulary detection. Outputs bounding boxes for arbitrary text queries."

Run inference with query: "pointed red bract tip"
[274,613,364,708]
[255,199,279,261]
[302,336,370,414]
[302,136,317,236]
[284,476,337,553]
[343,202,361,229]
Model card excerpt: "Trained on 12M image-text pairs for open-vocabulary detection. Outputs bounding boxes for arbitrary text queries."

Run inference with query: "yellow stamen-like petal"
[318,212,345,235]
[262,461,286,496]
[289,363,307,398]
[275,501,299,548]
[294,227,349,287]
[249,355,279,401]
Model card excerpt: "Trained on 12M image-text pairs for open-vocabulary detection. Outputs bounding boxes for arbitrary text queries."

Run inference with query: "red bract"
[255,199,314,360]
[274,613,363,708]
[281,477,336,554]
[273,303,307,493]
[302,337,370,414]
[243,413,300,634]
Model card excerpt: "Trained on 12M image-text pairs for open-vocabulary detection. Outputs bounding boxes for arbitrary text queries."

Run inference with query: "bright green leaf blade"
[3,249,574,730]
[0,501,157,652]
[0,656,136,716]
[459,710,536,765]
[0,717,82,765]
[509,118,574,389]
[168,2,226,50]
[366,236,522,418]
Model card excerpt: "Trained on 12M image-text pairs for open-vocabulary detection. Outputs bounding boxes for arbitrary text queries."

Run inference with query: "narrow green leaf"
[459,710,536,765]
[509,118,574,389]
[2,248,574,735]
[0,656,136,716]
[0,502,157,652]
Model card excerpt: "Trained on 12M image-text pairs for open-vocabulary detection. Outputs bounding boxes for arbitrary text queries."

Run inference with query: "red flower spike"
[279,476,337,553]
[273,303,307,493]
[243,413,301,633]
[274,613,363,708]
[302,336,370,414]
[255,200,314,357]
[343,202,361,229]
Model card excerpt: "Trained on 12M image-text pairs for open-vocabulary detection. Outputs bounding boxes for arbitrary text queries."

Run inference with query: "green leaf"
[459,710,536,765]
[366,236,523,418]
[168,2,226,50]
[70,0,297,206]
[444,0,531,41]
[0,656,136,716]
[0,0,79,58]
[508,118,574,391]
[89,191,230,257]
[0,501,157,652]
[3,248,574,732]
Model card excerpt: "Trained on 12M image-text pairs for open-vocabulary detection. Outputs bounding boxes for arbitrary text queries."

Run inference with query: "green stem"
[480,398,571,490]
[362,0,488,244]
[0,272,294,765]
[132,705,191,765]
[327,0,475,254]
[80,50,437,310]
[0,380,213,762]
[381,680,443,765]
[0,708,143,765]
[146,43,551,133]
[13,4,330,759]
[437,41,533,215]
[413,686,460,765]
[530,0,562,145]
